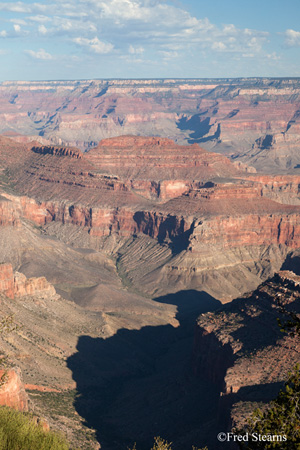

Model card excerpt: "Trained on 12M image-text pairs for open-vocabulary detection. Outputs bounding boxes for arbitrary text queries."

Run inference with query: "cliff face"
[193,271,300,426]
[1,134,300,301]
[0,264,15,299]
[0,78,300,172]
[31,145,83,159]
[0,263,56,299]
[0,368,28,411]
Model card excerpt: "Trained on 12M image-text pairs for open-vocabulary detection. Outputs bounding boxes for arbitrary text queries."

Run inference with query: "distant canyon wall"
[1,78,300,172]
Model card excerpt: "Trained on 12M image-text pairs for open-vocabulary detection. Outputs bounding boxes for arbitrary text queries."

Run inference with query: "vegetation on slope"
[128,436,208,449]
[237,302,300,449]
[0,406,69,450]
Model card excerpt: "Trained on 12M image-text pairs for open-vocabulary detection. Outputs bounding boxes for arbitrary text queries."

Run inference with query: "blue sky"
[0,0,299,80]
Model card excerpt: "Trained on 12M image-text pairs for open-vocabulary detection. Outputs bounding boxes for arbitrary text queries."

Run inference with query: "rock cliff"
[1,134,300,301]
[0,368,28,411]
[0,78,300,172]
[193,270,300,427]
[0,264,15,299]
[0,263,56,300]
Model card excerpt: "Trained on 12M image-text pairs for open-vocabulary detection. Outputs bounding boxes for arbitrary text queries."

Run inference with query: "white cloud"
[38,25,48,35]
[13,24,21,33]
[73,36,114,54]
[0,2,31,13]
[9,18,27,25]
[159,50,178,59]
[129,44,144,54]
[25,48,53,60]
[28,15,51,23]
[284,29,300,47]
[0,30,7,37]
[0,0,279,71]
[211,42,227,51]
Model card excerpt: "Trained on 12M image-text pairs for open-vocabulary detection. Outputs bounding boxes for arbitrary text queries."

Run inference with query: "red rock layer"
[14,272,56,298]
[0,264,15,299]
[0,263,56,299]
[86,135,242,181]
[32,145,83,159]
[0,368,28,411]
[191,213,300,250]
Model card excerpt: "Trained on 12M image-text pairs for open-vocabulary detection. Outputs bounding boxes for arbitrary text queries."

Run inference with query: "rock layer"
[0,78,300,171]
[0,263,56,299]
[1,134,300,300]
[0,368,28,411]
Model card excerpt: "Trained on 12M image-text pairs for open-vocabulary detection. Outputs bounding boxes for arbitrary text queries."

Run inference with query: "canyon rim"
[0,0,300,449]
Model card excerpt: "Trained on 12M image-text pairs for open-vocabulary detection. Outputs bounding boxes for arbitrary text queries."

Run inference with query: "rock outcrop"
[14,272,56,298]
[0,263,56,299]
[0,368,28,411]
[86,135,243,181]
[1,134,300,300]
[0,264,15,299]
[0,78,300,171]
[193,270,300,427]
[32,145,83,159]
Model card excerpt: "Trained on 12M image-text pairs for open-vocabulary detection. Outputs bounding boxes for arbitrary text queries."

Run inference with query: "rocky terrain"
[194,270,300,432]
[1,134,300,302]
[0,84,299,448]
[1,78,300,172]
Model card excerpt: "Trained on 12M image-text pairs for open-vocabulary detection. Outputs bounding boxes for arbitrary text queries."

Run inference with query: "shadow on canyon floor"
[281,254,300,276]
[67,290,223,450]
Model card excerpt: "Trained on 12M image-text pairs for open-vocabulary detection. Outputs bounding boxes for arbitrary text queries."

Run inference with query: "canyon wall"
[193,271,300,427]
[0,263,56,300]
[1,78,300,172]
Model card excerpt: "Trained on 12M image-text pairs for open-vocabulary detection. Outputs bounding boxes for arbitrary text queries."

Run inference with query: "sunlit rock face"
[1,78,300,172]
[0,368,28,411]
[1,133,300,301]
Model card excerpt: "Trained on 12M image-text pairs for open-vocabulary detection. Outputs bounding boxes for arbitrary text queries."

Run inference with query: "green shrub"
[128,437,208,450]
[236,366,300,449]
[0,406,69,450]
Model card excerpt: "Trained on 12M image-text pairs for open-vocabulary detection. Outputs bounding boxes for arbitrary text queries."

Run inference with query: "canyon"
[0,78,299,449]
[1,78,300,173]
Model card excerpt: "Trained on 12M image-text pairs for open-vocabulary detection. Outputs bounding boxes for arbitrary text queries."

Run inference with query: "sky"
[0,0,300,81]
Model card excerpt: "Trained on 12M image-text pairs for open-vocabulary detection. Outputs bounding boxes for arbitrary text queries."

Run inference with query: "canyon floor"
[0,77,300,449]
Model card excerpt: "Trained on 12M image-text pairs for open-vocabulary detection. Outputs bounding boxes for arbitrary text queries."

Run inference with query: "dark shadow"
[235,381,284,403]
[177,114,221,144]
[132,212,195,255]
[94,85,109,98]
[227,109,239,119]
[281,253,300,275]
[67,290,222,450]
[177,115,211,139]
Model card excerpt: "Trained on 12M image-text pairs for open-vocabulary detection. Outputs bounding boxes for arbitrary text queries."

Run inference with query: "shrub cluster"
[0,406,69,450]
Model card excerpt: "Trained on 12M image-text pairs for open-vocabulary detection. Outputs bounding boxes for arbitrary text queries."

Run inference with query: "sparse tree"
[236,298,300,449]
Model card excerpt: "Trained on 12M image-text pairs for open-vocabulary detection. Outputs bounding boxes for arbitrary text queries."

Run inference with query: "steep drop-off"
[1,134,300,301]
[194,270,300,430]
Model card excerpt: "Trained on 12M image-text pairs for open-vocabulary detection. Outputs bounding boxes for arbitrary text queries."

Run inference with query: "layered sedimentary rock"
[0,264,15,299]
[0,263,56,299]
[1,134,300,301]
[86,135,244,181]
[0,78,300,171]
[31,145,83,159]
[0,368,28,411]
